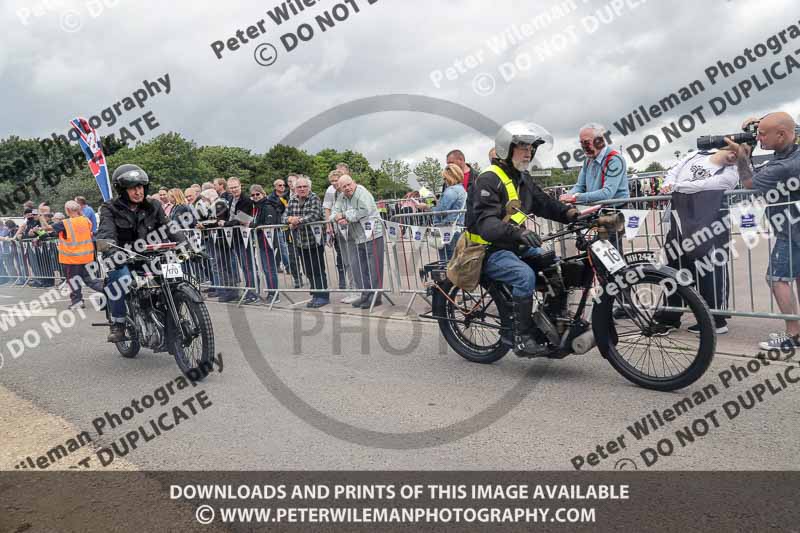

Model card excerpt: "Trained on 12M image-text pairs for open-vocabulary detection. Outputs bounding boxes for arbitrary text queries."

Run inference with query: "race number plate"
[591,240,626,274]
[161,262,184,279]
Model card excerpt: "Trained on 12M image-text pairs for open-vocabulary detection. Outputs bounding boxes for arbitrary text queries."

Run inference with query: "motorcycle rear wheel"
[115,304,140,359]
[435,281,510,364]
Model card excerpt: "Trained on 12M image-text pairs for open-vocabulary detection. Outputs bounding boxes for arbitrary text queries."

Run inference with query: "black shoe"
[352,296,368,308]
[652,311,681,330]
[217,292,238,303]
[293,279,302,289]
[107,323,126,343]
[360,297,382,309]
[687,323,728,335]
[242,293,260,304]
[512,295,548,357]
[307,297,329,309]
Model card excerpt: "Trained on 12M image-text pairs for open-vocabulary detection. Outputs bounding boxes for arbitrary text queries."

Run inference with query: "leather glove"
[566,208,579,222]
[517,229,542,248]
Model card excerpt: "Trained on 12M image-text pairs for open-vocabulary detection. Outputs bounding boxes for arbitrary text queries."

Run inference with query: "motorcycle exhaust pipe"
[571,330,596,355]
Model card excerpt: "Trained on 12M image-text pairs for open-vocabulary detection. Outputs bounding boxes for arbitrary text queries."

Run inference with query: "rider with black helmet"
[97,164,186,342]
[464,121,579,357]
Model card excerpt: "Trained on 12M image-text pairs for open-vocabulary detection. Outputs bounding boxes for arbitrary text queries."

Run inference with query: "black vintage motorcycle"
[420,208,716,391]
[93,242,215,379]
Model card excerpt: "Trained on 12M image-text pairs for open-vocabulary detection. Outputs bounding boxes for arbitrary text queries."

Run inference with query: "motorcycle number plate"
[591,240,626,274]
[161,262,183,279]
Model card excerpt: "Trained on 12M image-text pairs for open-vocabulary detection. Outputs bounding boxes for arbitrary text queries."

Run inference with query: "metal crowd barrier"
[180,218,395,310]
[0,238,62,287]
[571,190,800,322]
[4,193,798,325]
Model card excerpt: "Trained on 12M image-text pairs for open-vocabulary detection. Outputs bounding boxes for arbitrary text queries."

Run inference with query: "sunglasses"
[250,193,263,197]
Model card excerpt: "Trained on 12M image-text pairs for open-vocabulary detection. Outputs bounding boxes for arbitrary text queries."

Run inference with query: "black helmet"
[112,164,150,196]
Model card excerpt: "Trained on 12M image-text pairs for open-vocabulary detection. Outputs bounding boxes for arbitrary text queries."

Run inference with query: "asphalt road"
[0,285,798,472]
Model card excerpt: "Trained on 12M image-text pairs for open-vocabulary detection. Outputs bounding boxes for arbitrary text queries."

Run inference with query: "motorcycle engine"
[132,292,164,348]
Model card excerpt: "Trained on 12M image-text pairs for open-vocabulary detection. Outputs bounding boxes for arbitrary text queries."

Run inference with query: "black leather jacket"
[465,159,575,252]
[97,196,186,249]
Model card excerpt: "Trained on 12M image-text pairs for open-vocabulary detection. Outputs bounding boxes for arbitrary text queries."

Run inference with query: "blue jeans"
[767,238,800,282]
[105,266,132,323]
[483,247,542,298]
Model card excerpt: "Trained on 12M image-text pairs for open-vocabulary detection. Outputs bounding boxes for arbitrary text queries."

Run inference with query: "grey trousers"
[348,236,385,300]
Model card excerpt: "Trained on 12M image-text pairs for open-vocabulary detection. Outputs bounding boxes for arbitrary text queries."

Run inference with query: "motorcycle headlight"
[597,212,625,233]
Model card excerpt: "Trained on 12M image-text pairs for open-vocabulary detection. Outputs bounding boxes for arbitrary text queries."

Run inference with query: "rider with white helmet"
[464,121,579,357]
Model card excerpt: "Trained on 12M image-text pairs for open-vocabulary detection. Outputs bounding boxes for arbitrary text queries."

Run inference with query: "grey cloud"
[1,0,798,171]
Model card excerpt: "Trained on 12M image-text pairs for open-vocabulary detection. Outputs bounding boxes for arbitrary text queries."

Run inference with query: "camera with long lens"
[696,122,758,151]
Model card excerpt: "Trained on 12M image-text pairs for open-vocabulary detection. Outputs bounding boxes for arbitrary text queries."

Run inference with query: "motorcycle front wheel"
[592,266,715,391]
[171,292,215,379]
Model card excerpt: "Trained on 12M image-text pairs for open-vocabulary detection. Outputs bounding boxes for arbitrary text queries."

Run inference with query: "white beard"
[513,160,530,172]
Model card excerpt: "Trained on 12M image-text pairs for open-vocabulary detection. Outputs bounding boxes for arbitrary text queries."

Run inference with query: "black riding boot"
[107,323,126,343]
[512,295,548,357]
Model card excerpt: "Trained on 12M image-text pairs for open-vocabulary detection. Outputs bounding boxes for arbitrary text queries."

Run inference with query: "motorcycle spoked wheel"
[592,270,715,392]
[115,303,141,359]
[435,280,510,364]
[170,292,215,379]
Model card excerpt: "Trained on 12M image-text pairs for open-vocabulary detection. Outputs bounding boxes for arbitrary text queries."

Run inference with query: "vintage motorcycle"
[420,207,716,391]
[92,242,215,379]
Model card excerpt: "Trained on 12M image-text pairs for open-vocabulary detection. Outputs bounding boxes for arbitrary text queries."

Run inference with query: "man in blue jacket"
[560,122,629,210]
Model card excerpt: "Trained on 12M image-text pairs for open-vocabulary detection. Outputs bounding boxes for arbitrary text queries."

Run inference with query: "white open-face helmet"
[494,121,554,160]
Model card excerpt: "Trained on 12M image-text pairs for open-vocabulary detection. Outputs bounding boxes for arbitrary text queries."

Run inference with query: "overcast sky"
[2,0,799,178]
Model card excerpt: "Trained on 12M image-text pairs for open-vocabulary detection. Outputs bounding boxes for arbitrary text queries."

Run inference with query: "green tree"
[413,157,443,192]
[309,148,372,197]
[644,161,666,172]
[108,132,200,189]
[197,146,260,185]
[379,158,411,198]
[260,144,314,180]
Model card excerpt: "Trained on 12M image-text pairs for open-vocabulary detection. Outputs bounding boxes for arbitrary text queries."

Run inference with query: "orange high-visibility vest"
[57,216,94,265]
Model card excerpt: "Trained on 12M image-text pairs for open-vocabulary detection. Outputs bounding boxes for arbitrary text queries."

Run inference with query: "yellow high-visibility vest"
[465,165,527,245]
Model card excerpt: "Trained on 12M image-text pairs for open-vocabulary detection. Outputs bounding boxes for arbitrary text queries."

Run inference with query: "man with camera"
[726,111,800,352]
